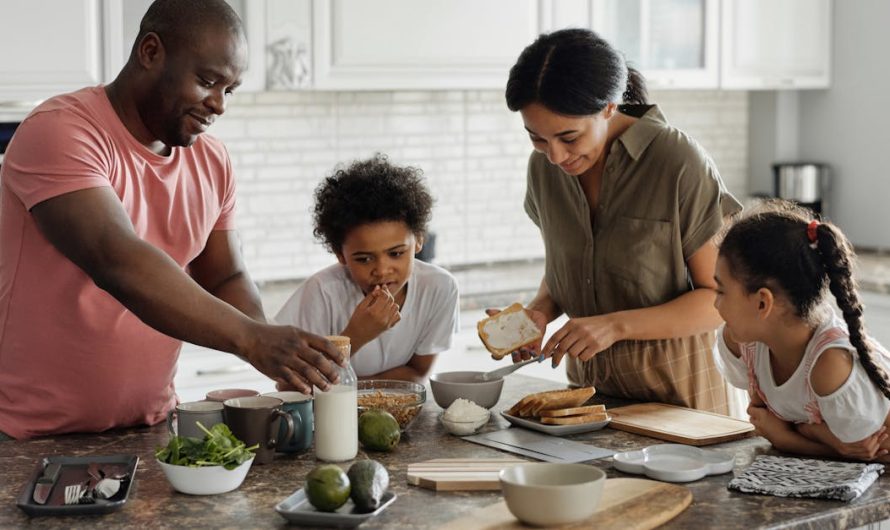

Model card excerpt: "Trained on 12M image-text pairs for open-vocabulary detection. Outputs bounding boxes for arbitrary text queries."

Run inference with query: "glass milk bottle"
[314,335,358,462]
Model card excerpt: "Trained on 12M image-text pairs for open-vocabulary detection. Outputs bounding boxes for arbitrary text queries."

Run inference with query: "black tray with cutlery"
[16,454,139,516]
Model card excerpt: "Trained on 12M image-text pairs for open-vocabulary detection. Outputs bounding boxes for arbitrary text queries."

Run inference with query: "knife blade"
[32,462,62,505]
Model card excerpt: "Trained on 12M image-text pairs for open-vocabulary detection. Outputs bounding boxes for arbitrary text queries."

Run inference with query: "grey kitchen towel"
[728,455,884,502]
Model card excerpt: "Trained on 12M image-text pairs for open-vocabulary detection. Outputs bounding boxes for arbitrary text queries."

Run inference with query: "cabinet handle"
[196,364,251,376]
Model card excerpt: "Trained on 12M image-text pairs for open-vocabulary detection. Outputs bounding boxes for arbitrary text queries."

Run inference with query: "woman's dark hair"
[313,154,433,254]
[505,28,648,115]
[719,200,890,400]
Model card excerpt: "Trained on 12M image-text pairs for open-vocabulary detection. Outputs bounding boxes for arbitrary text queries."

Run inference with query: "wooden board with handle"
[436,478,692,530]
[608,402,755,446]
[407,458,526,491]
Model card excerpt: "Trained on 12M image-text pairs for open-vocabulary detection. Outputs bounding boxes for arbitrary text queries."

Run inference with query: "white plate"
[612,444,734,483]
[275,488,397,528]
[500,411,611,436]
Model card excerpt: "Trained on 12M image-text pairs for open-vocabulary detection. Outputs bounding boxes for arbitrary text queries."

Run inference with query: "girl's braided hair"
[719,200,890,400]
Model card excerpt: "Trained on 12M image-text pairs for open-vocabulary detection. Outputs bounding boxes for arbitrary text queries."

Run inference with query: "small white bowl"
[499,463,605,527]
[440,410,490,436]
[157,458,253,495]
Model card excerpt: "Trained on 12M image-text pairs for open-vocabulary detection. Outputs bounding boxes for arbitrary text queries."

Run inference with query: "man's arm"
[31,187,341,393]
[189,230,265,322]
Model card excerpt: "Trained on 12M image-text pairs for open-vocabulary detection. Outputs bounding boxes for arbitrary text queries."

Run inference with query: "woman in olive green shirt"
[503,28,742,413]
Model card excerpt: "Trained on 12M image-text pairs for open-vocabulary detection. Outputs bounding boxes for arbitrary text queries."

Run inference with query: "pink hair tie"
[807,220,820,248]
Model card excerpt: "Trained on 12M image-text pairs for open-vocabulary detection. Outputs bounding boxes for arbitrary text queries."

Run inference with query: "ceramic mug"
[223,396,294,465]
[166,401,225,438]
[205,388,260,402]
[262,391,314,453]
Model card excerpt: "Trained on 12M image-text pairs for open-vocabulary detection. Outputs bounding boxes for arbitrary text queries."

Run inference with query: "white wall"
[214,89,748,283]
[751,0,890,248]
[797,0,890,248]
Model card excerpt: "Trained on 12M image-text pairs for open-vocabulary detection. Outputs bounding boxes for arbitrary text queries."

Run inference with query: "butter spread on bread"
[477,303,543,359]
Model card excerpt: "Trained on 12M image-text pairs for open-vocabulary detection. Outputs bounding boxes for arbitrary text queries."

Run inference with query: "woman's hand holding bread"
[478,304,547,362]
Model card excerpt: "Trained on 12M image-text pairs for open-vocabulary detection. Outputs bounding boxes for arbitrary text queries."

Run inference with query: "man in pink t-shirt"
[0,0,344,440]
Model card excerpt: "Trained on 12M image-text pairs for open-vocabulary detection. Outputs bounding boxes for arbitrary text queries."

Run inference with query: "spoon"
[477,355,544,382]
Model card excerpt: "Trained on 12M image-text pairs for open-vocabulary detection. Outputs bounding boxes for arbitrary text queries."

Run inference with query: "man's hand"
[483,307,548,363]
[244,324,344,395]
[542,314,621,367]
[343,285,401,350]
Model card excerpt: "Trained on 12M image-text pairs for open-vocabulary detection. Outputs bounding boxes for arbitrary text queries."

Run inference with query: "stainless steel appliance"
[772,162,830,218]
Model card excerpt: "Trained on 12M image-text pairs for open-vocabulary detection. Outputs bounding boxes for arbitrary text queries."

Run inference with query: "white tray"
[500,411,611,436]
[275,488,396,528]
[612,444,734,483]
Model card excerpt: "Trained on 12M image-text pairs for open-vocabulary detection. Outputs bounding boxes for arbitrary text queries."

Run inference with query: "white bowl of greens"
[156,422,258,495]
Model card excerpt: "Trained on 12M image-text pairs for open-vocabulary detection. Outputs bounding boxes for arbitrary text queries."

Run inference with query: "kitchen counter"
[2,374,890,529]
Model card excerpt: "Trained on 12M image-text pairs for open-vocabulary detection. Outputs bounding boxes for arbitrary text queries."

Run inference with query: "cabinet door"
[591,0,719,89]
[0,0,102,103]
[309,0,540,90]
[720,0,831,89]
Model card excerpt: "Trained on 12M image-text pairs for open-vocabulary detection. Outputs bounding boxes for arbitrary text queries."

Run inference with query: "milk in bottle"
[314,335,358,462]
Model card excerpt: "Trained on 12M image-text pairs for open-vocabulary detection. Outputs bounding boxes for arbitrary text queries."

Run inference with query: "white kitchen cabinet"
[103,0,267,92]
[591,0,720,89]
[0,0,103,103]
[720,0,831,89]
[174,344,276,403]
[303,0,541,90]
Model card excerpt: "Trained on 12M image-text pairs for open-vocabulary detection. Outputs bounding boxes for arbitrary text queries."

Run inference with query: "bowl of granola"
[357,380,426,432]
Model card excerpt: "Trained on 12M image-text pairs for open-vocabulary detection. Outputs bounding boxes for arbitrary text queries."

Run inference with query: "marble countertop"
[2,374,889,529]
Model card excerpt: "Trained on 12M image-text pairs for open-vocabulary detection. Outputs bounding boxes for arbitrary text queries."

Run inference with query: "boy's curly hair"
[313,154,434,254]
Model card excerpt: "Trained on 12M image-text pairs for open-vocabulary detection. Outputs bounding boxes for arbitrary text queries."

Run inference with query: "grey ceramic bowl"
[499,463,606,526]
[429,371,504,409]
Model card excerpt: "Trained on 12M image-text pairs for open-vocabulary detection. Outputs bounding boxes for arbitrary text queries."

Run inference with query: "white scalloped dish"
[612,444,734,483]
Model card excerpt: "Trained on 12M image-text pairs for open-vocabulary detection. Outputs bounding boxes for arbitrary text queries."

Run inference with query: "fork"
[63,479,95,505]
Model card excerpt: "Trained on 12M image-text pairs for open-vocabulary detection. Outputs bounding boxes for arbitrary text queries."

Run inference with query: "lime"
[305,464,351,512]
[358,409,401,452]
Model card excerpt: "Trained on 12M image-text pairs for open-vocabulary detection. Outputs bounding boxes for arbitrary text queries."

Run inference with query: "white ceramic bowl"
[499,463,606,527]
[157,458,253,495]
[429,371,504,409]
[440,409,490,436]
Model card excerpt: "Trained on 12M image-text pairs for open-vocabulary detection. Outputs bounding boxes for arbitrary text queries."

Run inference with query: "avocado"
[305,464,351,512]
[347,459,390,512]
[358,409,401,452]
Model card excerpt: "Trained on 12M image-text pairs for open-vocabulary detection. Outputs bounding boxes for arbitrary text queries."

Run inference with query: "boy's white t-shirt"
[274,260,460,377]
[715,310,890,443]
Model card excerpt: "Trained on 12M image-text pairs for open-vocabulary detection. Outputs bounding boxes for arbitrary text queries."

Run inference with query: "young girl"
[275,155,459,383]
[714,200,890,462]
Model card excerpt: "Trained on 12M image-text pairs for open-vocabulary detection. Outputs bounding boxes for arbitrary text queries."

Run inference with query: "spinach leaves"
[155,422,258,470]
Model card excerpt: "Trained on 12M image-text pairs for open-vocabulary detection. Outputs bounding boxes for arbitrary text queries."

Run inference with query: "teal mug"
[262,391,313,453]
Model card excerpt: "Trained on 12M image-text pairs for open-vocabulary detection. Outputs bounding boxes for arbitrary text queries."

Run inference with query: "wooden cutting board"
[608,402,754,446]
[407,458,526,491]
[436,478,692,530]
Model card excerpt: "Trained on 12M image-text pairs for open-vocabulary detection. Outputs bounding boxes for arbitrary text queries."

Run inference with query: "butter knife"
[478,355,544,382]
[32,462,62,505]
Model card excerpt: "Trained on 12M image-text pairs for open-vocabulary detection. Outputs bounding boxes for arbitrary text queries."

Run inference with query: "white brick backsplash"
[209,89,748,282]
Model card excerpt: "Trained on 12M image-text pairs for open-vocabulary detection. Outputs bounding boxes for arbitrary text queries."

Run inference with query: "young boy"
[275,155,459,382]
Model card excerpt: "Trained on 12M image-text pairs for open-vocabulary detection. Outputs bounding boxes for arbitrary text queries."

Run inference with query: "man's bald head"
[133,0,244,59]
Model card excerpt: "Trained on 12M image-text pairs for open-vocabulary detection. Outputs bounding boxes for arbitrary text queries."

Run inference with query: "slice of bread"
[538,404,606,418]
[506,387,596,417]
[539,412,610,425]
[477,303,543,360]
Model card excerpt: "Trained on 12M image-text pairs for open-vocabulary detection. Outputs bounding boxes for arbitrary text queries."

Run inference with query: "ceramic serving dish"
[275,488,397,528]
[500,411,611,436]
[157,457,253,495]
[612,444,734,483]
